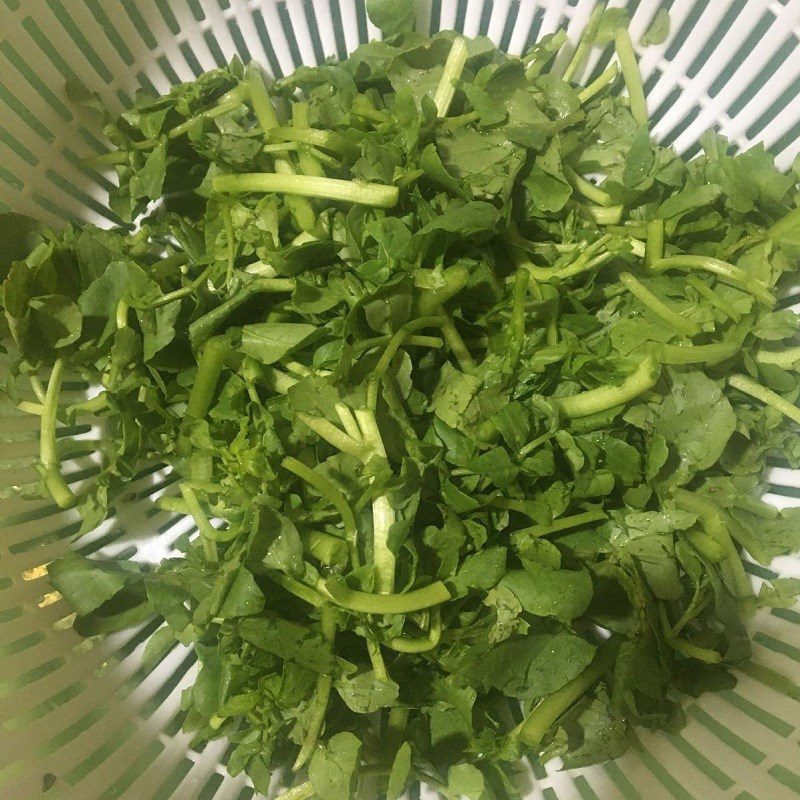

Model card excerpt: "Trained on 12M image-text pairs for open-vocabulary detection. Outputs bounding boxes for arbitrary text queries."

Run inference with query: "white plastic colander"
[1,1,799,799]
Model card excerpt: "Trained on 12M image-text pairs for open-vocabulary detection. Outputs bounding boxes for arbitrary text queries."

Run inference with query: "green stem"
[521,234,613,282]
[352,94,390,124]
[294,605,337,769]
[367,637,390,682]
[651,255,774,305]
[434,36,469,117]
[505,265,529,375]
[319,577,452,614]
[565,166,613,207]
[245,63,280,132]
[438,311,476,371]
[179,484,219,563]
[367,316,444,408]
[513,509,608,539]
[146,264,213,309]
[683,529,725,562]
[562,2,607,83]
[670,637,723,663]
[335,403,363,441]
[282,456,358,556]
[188,277,295,346]
[614,28,648,126]
[686,275,731,319]
[296,413,368,459]
[673,489,751,598]
[166,88,247,140]
[268,572,325,608]
[386,606,442,652]
[767,205,800,244]
[661,341,738,365]
[186,337,231,419]
[645,219,664,267]
[40,359,77,509]
[583,203,624,225]
[619,272,699,337]
[269,126,357,158]
[292,102,326,178]
[29,374,47,403]
[755,346,800,368]
[516,639,617,748]
[728,373,800,425]
[578,62,619,104]
[354,408,396,594]
[558,351,660,418]
[354,334,443,355]
[213,173,398,208]
[274,782,315,800]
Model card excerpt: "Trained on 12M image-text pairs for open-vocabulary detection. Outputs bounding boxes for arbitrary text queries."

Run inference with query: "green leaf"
[130,138,167,201]
[366,0,416,38]
[335,670,399,713]
[447,763,485,800]
[48,552,132,616]
[30,294,82,349]
[640,8,671,46]
[238,615,338,673]
[654,370,737,484]
[239,322,318,365]
[456,631,596,701]
[0,213,46,279]
[218,566,265,618]
[498,567,593,622]
[452,547,507,593]
[309,732,362,800]
[386,741,411,800]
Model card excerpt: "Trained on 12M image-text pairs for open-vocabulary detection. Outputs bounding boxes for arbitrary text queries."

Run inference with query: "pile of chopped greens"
[4,2,800,798]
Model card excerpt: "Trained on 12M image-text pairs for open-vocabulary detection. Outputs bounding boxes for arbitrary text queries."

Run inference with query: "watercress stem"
[40,358,77,509]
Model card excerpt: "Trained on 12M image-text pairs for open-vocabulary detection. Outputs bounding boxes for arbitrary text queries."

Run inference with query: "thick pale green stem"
[367,316,444,408]
[354,408,396,594]
[516,639,617,748]
[651,255,774,305]
[756,346,800,368]
[438,311,476,371]
[728,373,800,425]
[386,607,442,652]
[661,341,739,365]
[563,3,607,82]
[294,605,337,769]
[296,413,368,459]
[619,272,699,336]
[514,509,608,539]
[274,783,315,800]
[578,62,619,104]
[434,36,469,117]
[673,489,751,599]
[615,28,648,126]
[565,167,613,206]
[282,456,358,554]
[319,577,452,614]
[179,484,219,563]
[558,352,660,418]
[213,173,399,208]
[40,359,77,509]
[645,219,664,267]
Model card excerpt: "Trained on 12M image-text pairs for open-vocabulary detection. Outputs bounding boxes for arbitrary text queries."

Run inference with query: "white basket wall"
[0,1,799,799]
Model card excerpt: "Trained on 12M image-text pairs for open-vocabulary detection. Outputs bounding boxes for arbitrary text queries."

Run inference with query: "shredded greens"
[3,6,800,799]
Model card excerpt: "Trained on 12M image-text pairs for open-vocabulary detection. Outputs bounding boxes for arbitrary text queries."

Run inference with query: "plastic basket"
[1,1,799,799]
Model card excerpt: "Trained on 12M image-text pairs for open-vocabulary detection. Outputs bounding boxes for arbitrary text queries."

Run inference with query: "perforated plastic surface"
[0,2,799,799]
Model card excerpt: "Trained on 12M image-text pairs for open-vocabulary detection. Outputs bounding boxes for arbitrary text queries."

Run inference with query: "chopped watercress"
[3,5,800,799]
